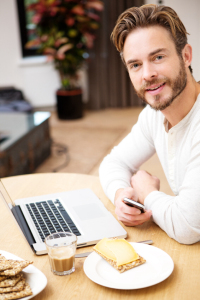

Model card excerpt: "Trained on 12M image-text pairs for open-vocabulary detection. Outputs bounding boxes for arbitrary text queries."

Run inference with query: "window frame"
[16,0,39,57]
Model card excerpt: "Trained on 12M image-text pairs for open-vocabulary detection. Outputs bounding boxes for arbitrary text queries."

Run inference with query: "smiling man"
[99,4,200,244]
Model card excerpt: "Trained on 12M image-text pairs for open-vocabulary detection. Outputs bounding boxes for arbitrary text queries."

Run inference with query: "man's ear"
[182,44,192,67]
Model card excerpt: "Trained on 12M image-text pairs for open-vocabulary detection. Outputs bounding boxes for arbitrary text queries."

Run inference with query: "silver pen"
[75,239,153,258]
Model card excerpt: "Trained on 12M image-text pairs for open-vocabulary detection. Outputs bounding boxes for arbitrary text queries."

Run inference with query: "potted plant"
[26,0,104,119]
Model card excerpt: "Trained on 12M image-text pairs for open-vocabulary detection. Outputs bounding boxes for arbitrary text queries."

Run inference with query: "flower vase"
[56,88,83,120]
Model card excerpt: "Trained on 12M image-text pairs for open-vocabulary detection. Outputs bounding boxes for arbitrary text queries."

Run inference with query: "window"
[16,0,40,57]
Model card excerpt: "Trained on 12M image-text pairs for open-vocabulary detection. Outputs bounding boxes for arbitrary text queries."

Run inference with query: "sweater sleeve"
[99,107,156,203]
[145,127,200,245]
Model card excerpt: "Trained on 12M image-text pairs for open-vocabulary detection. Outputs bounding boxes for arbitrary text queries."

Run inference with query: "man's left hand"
[131,170,160,205]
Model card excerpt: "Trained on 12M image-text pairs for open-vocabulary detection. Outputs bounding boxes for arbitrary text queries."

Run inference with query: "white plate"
[0,250,47,299]
[84,242,174,289]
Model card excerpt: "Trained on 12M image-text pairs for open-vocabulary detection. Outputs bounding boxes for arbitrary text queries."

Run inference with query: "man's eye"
[155,55,163,60]
[130,63,139,69]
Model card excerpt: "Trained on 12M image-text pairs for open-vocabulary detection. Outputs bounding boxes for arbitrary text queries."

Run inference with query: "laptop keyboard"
[26,199,81,242]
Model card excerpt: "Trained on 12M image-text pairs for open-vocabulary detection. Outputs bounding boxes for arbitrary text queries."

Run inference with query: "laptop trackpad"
[73,204,106,221]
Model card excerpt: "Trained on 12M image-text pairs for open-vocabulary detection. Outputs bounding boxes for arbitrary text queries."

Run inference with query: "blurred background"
[1,0,199,109]
[0,0,199,196]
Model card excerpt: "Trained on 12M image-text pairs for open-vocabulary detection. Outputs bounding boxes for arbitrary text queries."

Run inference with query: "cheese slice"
[93,238,116,261]
[106,239,139,266]
[94,238,139,267]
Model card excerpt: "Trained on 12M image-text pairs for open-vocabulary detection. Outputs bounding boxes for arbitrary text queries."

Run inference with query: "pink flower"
[34,3,46,14]
[49,7,59,16]
[71,5,85,16]
[44,47,57,55]
[32,14,42,24]
[65,17,75,27]
[86,1,104,11]
[86,12,100,21]
[83,33,95,49]
[56,42,73,60]
[57,43,73,56]
[56,53,65,60]
[54,37,69,48]
[41,35,49,42]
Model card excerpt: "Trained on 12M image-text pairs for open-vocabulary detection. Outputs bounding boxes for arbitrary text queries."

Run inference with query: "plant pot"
[56,88,83,120]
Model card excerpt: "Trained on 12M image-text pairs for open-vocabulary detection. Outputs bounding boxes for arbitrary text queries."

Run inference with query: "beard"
[134,58,187,111]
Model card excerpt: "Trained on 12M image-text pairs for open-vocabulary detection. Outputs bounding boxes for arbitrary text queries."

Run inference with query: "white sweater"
[99,94,200,244]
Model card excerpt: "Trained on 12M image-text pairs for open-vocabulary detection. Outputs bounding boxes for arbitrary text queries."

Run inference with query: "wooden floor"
[35,107,173,196]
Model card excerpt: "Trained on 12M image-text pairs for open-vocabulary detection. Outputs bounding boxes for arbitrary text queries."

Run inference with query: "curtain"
[87,0,144,109]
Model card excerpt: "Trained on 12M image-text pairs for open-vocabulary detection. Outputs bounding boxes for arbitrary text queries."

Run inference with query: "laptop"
[0,180,127,255]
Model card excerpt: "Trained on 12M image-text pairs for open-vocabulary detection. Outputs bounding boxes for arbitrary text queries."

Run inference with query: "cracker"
[94,248,146,273]
[0,275,22,288]
[0,261,33,276]
[0,262,12,272]
[0,282,32,300]
[0,278,7,283]
[0,278,25,293]
[0,256,12,272]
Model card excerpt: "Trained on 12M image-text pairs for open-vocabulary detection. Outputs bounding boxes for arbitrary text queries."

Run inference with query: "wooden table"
[0,173,200,300]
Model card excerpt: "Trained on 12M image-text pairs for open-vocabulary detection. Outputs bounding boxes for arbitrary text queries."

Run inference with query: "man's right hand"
[114,187,152,226]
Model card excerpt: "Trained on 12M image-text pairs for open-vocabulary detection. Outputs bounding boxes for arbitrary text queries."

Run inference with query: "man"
[99,4,200,244]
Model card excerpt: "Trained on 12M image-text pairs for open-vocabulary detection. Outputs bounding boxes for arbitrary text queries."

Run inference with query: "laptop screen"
[0,179,14,207]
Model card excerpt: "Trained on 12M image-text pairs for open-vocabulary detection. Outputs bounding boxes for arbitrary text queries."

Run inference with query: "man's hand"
[114,187,152,226]
[131,170,160,205]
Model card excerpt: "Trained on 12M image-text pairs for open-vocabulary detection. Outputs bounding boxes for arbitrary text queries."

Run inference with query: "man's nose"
[142,63,158,82]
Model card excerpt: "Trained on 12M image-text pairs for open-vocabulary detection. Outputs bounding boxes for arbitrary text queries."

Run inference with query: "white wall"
[0,0,23,89]
[0,0,62,107]
[145,0,200,81]
[0,0,200,107]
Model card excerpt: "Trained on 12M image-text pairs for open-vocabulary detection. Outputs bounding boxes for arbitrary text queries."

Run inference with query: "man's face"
[123,26,187,111]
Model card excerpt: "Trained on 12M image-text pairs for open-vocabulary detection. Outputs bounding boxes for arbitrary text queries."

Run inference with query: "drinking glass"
[45,232,77,276]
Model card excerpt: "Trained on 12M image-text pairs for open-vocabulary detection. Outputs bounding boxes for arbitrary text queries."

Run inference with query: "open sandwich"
[93,238,146,273]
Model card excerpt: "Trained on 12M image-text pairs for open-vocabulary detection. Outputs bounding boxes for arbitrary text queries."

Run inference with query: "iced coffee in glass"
[45,232,77,276]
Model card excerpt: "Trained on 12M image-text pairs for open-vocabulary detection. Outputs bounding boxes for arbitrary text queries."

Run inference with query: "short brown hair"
[111,4,192,73]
